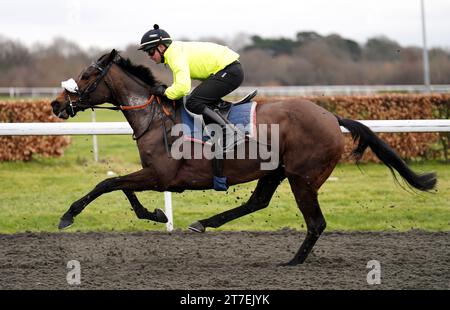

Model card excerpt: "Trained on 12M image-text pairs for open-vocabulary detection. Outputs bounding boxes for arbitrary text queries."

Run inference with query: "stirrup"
[217,124,246,153]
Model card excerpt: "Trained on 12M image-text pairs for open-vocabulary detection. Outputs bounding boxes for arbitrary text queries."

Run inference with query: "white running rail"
[0,120,449,135]
[2,85,450,97]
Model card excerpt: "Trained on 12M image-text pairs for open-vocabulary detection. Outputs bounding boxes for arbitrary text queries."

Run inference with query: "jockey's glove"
[154,85,167,97]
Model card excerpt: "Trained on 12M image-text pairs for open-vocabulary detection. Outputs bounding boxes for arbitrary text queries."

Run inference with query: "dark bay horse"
[51,50,437,265]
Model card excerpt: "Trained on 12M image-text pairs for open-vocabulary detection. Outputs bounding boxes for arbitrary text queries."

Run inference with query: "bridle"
[63,52,176,141]
[63,54,158,117]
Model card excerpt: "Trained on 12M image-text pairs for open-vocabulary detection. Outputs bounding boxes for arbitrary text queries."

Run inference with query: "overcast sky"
[2,0,450,50]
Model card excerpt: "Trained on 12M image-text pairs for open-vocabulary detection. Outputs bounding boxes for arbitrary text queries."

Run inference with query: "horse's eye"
[81,73,89,80]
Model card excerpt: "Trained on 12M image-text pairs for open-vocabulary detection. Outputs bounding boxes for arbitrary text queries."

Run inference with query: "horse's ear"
[109,49,117,60]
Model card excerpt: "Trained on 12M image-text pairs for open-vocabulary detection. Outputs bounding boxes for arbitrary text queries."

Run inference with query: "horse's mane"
[97,52,158,87]
[115,56,158,87]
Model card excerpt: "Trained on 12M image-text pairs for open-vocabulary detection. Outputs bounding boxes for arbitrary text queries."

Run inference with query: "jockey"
[138,24,244,141]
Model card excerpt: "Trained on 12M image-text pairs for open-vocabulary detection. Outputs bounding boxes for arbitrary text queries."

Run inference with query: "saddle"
[210,89,257,121]
[179,90,258,192]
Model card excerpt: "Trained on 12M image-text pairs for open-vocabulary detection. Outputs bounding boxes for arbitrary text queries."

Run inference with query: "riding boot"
[201,106,245,153]
[202,106,243,191]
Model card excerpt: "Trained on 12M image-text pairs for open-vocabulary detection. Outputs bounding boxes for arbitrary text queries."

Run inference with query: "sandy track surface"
[1,230,448,289]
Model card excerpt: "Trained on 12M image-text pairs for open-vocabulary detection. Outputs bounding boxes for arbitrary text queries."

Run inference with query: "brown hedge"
[1,95,449,162]
[258,94,450,162]
[0,100,71,161]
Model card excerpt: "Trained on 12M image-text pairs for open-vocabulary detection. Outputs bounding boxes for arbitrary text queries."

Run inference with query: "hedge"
[0,100,71,161]
[1,95,448,162]
[258,94,450,162]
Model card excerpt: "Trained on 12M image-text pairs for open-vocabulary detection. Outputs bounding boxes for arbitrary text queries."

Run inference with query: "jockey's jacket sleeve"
[164,41,240,100]
[164,43,191,100]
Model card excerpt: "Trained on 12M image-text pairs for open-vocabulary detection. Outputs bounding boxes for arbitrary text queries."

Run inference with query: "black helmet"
[138,24,172,52]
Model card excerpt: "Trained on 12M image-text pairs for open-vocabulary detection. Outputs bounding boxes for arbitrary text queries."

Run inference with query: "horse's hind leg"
[189,167,285,232]
[283,175,326,266]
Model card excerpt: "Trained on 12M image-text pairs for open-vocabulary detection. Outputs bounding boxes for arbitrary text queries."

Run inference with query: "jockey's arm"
[165,48,191,100]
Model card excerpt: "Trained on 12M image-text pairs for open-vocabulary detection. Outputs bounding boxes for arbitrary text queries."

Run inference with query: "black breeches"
[186,62,244,114]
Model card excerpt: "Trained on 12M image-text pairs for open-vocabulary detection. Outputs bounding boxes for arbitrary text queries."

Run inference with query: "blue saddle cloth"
[180,101,257,143]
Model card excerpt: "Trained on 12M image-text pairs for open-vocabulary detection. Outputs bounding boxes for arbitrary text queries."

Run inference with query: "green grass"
[0,109,449,233]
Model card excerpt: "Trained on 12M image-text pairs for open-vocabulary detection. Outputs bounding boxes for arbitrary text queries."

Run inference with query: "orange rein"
[120,95,173,117]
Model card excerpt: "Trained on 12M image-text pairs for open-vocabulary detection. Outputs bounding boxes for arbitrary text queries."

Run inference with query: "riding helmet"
[138,24,172,52]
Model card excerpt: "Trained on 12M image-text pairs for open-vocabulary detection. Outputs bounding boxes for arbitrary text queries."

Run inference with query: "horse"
[50,49,437,266]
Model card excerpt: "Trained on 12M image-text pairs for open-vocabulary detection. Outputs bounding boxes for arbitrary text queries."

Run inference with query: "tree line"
[1,32,449,87]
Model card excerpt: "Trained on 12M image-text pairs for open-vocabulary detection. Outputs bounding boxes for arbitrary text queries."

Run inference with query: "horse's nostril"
[51,100,61,115]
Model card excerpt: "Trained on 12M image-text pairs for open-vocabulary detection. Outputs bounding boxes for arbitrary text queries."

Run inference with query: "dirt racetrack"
[0,230,448,290]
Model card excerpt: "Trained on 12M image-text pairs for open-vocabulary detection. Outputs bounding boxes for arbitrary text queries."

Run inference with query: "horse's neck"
[111,71,155,135]
[109,67,182,139]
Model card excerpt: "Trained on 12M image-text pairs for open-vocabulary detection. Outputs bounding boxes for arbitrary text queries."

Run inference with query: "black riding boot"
[201,107,237,191]
[201,107,245,152]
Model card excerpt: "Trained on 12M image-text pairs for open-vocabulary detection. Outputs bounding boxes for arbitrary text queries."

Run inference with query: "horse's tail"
[336,116,437,191]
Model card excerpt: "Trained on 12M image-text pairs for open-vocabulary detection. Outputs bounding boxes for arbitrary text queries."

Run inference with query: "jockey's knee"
[185,98,205,115]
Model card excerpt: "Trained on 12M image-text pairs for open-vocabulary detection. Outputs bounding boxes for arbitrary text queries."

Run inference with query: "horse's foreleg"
[123,190,168,223]
[281,175,326,266]
[188,167,285,232]
[58,168,166,229]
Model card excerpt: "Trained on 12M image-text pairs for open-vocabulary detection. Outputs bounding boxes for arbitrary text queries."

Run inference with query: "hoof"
[58,213,74,230]
[188,221,205,233]
[154,208,168,223]
[278,259,302,267]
